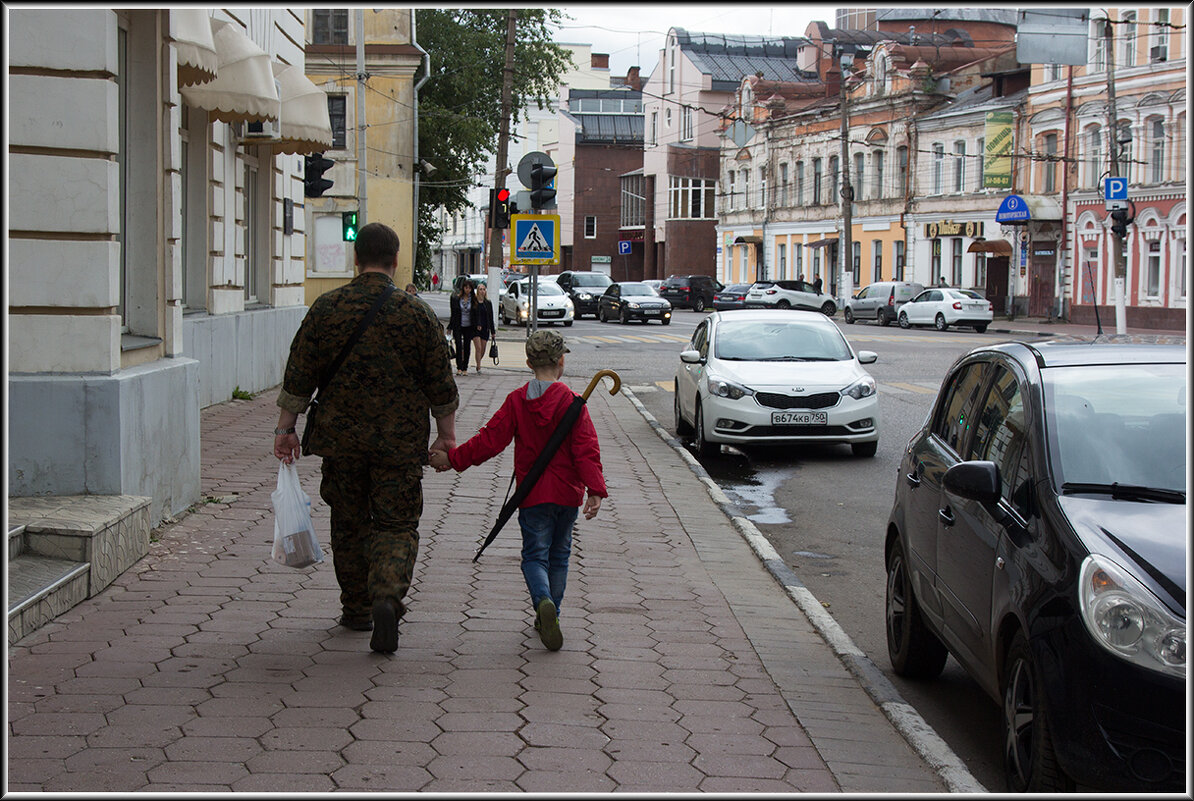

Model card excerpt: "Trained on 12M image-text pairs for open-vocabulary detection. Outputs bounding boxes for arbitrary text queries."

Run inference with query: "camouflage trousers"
[320,456,423,620]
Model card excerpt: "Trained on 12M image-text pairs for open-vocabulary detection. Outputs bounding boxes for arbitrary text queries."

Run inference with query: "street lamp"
[837,48,855,308]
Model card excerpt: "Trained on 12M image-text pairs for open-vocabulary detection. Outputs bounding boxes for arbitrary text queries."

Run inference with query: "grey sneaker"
[535,598,562,651]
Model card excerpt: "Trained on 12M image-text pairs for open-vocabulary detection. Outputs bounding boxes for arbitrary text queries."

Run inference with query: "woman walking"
[471,284,495,373]
[448,279,475,376]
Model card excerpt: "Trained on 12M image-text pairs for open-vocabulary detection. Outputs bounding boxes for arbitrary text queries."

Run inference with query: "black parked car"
[885,337,1186,792]
[659,274,723,312]
[554,270,613,319]
[712,283,754,311]
[597,281,672,325]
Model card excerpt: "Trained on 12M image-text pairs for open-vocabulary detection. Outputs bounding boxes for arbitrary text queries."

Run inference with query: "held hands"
[428,448,451,471]
[583,494,602,520]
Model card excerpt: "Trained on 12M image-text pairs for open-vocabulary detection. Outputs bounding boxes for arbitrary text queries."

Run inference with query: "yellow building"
[304,9,425,303]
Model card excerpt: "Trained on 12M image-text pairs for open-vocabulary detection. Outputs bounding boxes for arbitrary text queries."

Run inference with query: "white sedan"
[897,287,993,332]
[500,279,574,327]
[674,309,880,458]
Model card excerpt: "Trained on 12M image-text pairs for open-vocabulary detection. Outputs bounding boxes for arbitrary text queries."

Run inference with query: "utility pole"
[356,9,367,226]
[1105,19,1127,334]
[837,49,854,308]
[488,10,517,330]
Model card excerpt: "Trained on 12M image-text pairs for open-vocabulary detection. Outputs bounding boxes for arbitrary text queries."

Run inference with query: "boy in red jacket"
[429,330,606,650]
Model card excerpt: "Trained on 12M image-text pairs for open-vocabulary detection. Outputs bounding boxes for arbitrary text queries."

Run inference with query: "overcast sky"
[551,5,837,79]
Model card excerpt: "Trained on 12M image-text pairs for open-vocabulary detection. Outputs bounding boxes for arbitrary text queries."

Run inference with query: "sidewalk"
[7,370,970,793]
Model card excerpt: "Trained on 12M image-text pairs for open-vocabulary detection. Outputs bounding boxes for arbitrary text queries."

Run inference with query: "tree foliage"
[413,8,573,283]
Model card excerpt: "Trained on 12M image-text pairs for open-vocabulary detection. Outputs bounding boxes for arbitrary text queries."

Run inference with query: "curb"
[619,385,987,794]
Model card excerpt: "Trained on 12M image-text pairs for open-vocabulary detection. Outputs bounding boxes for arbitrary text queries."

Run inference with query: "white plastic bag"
[271,462,324,568]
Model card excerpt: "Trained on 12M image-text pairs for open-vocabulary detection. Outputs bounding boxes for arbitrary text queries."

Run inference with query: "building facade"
[304,8,425,303]
[9,9,330,523]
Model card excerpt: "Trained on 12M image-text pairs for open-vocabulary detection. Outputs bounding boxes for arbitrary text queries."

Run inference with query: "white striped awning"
[180,18,279,124]
[269,62,333,154]
[171,9,218,87]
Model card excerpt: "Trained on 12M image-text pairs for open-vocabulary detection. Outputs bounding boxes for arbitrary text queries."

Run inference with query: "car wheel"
[620,308,629,325]
[776,299,792,310]
[820,301,836,316]
[898,311,910,329]
[885,538,948,678]
[935,313,949,331]
[1003,631,1074,792]
[878,309,890,326]
[694,297,706,312]
[674,381,693,436]
[844,308,855,324]
[974,324,988,333]
[694,402,718,458]
[598,306,606,323]
[852,441,877,458]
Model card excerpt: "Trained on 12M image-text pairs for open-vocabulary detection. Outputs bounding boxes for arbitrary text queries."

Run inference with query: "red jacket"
[448,381,607,508]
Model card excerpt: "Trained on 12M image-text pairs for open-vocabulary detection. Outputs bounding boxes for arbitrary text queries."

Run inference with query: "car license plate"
[645,309,660,316]
[772,411,828,425]
[541,309,563,317]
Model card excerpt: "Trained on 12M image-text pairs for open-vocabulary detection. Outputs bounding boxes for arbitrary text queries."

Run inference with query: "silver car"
[745,280,836,316]
[844,281,925,326]
[500,279,574,327]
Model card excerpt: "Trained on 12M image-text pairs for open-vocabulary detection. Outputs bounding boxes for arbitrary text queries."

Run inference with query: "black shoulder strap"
[316,284,396,396]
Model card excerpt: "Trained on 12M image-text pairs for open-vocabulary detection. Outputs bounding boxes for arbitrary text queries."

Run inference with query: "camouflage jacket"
[278,272,458,463]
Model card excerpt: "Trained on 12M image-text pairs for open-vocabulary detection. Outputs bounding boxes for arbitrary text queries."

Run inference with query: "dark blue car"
[885,336,1186,792]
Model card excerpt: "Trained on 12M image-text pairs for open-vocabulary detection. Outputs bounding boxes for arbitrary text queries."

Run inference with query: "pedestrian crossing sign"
[511,214,560,265]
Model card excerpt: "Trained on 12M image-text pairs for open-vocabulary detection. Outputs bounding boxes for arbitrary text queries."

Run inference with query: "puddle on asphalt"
[699,448,794,525]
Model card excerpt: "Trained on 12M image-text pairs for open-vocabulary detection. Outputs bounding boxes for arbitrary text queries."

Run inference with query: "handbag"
[489,336,499,364]
[301,285,396,456]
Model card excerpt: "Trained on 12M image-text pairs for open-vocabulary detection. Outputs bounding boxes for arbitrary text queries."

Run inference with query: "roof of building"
[876,8,1019,26]
[671,28,816,91]
[807,21,969,49]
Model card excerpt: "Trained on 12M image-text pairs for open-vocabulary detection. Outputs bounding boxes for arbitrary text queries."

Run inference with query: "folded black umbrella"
[473,369,620,562]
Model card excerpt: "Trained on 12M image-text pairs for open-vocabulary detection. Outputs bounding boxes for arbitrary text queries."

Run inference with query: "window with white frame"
[620,173,646,228]
[727,170,737,211]
[812,248,821,281]
[313,9,349,45]
[975,251,987,288]
[829,155,839,201]
[681,106,694,142]
[1091,16,1109,71]
[1114,120,1131,177]
[873,150,884,199]
[1046,63,1064,81]
[584,216,597,238]
[327,95,347,150]
[932,143,944,194]
[1043,133,1058,193]
[853,152,864,200]
[668,40,676,93]
[896,145,909,197]
[953,140,966,192]
[758,167,766,209]
[895,240,905,280]
[777,243,786,278]
[974,137,984,190]
[779,162,788,206]
[852,239,861,284]
[1120,11,1137,66]
[650,111,658,146]
[951,238,963,286]
[872,239,882,282]
[1084,125,1101,188]
[795,160,804,205]
[794,243,802,279]
[1146,239,1161,296]
[665,107,672,129]
[1149,117,1165,184]
[1151,9,1170,62]
[812,158,822,204]
[742,170,751,210]
[669,177,716,219]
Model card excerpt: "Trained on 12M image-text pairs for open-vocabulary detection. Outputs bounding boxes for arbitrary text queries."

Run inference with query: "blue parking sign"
[618,240,632,255]
[1104,177,1128,200]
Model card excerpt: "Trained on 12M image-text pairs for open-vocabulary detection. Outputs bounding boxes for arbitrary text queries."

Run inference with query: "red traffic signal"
[496,188,511,203]
[489,187,512,229]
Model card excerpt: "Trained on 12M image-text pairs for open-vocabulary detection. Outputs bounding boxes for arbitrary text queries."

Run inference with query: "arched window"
[1149,116,1166,184]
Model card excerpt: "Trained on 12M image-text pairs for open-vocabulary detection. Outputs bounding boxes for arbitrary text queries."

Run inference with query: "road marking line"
[655,381,673,392]
[585,336,625,343]
[886,381,940,394]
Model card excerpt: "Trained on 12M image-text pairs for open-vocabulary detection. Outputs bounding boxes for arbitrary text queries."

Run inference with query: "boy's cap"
[525,330,570,366]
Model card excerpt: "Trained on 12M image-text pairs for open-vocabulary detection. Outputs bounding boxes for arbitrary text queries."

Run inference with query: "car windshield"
[713,319,853,362]
[948,289,984,300]
[516,282,564,296]
[1045,362,1186,494]
[619,282,657,296]
[573,274,612,288]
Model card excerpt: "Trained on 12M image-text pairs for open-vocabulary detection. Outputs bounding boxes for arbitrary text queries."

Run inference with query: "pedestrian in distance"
[471,283,495,374]
[273,222,459,654]
[447,279,476,376]
[938,274,948,287]
[428,330,606,651]
[813,276,823,294]
[431,272,440,292]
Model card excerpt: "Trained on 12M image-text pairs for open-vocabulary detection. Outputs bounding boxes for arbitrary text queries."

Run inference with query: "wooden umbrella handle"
[581,369,621,400]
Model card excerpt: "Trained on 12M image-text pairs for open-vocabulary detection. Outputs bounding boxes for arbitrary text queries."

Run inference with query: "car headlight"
[841,375,876,400]
[628,302,641,309]
[1079,554,1185,678]
[707,375,754,400]
[577,292,592,301]
[565,299,574,309]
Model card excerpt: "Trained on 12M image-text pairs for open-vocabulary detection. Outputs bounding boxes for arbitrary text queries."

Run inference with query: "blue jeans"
[518,503,577,612]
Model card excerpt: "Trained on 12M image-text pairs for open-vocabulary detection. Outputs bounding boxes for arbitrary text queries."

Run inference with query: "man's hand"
[428,448,451,472]
[583,494,602,520]
[274,432,300,464]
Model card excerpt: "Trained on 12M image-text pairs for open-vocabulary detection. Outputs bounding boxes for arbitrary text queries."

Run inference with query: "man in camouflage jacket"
[273,222,458,653]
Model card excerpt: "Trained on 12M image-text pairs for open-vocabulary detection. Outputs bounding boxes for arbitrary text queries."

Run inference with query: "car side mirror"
[857,350,878,364]
[943,461,1001,505]
[679,349,704,365]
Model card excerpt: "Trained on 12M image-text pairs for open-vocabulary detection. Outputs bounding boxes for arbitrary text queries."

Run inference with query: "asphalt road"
[425,291,1039,791]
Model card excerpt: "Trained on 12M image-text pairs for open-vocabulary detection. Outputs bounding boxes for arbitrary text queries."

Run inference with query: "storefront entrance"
[1029,244,1055,317]
[986,256,1010,315]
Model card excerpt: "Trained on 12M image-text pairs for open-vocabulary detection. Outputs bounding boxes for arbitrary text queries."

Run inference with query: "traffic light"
[304,152,334,198]
[490,187,512,229]
[342,210,359,241]
[1109,208,1130,239]
[529,162,557,209]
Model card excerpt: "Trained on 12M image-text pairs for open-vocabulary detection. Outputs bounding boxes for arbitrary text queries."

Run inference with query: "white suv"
[744,280,836,316]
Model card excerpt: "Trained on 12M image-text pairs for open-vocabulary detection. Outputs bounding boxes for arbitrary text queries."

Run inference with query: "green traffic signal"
[342,210,359,241]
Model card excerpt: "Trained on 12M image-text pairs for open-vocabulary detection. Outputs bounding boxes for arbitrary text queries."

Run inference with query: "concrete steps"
[7,496,151,644]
